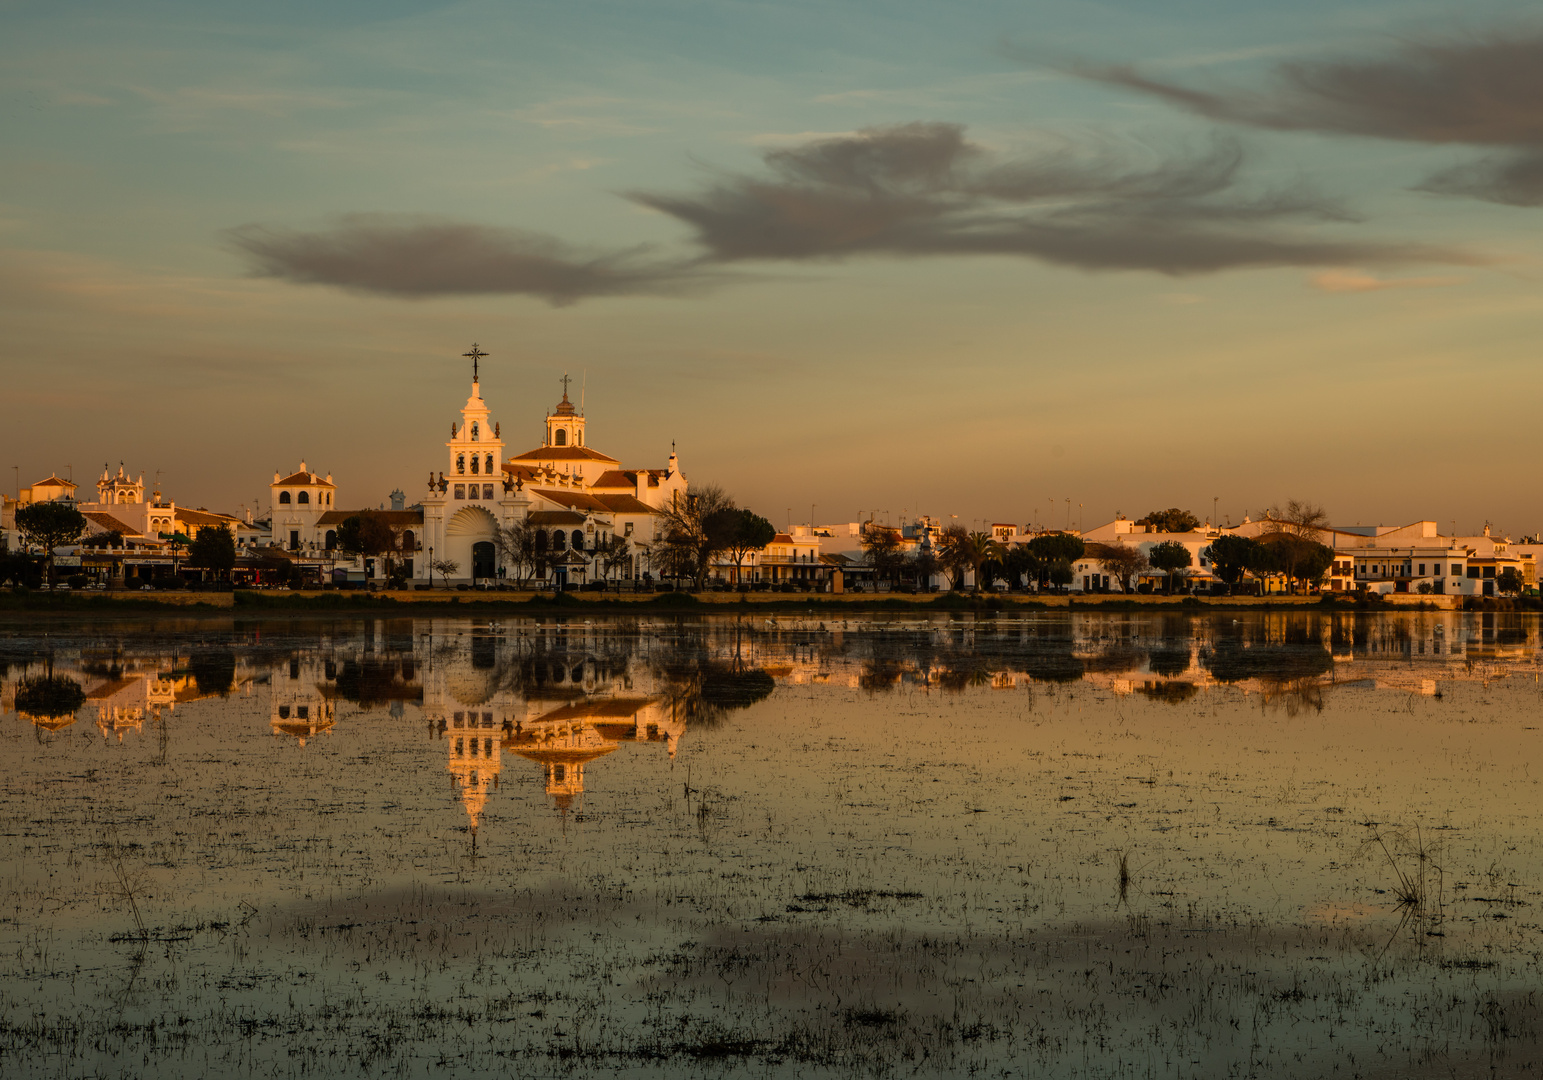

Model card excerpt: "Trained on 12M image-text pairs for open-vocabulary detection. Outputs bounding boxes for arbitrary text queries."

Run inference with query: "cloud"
[227,216,715,306]
[629,123,1474,274]
[1418,148,1543,206]
[1063,31,1543,208]
[1070,33,1543,146]
[1310,268,1464,293]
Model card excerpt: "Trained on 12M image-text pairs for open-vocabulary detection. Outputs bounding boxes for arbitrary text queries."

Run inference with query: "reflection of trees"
[1137,681,1199,705]
[1204,638,1332,683]
[1259,677,1325,716]
[189,651,237,697]
[860,657,907,694]
[1148,648,1190,678]
[333,658,422,707]
[1019,648,1084,683]
[15,674,86,720]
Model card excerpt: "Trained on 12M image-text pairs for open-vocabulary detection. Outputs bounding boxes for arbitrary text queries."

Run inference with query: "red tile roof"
[591,494,657,514]
[527,510,587,526]
[591,470,636,488]
[508,445,619,464]
[83,512,138,535]
[274,471,335,487]
[531,489,610,512]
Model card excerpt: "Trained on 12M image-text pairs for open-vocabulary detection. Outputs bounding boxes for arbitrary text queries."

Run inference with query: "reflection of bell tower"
[271,657,336,746]
[447,708,502,836]
[543,375,586,449]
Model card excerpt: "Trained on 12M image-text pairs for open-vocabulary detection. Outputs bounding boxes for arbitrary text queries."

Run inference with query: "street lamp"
[429,546,435,589]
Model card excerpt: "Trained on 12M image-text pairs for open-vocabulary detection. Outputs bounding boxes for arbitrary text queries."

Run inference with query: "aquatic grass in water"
[0,610,1539,1077]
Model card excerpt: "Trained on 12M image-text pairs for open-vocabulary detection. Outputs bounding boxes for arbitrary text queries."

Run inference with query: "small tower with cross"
[543,373,587,449]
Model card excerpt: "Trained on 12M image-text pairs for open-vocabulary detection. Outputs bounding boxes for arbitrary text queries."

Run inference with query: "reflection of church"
[505,696,682,811]
[415,349,687,586]
[270,656,337,746]
[417,626,687,835]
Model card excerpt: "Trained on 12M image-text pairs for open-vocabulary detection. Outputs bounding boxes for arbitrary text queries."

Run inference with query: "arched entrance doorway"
[446,506,499,584]
[472,540,495,580]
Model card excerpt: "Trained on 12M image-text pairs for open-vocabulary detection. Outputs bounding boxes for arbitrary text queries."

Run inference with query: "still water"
[1,611,1540,1078]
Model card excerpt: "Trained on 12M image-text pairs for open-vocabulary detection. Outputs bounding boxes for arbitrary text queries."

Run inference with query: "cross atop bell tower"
[463,343,487,383]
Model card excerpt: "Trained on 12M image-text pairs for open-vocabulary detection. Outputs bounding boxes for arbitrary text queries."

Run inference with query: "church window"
[325,530,337,550]
[279,491,291,505]
[454,484,466,500]
[553,531,566,551]
[572,529,584,550]
[278,706,289,720]
[298,491,310,505]
[554,428,567,446]
[457,454,465,474]
[326,494,330,506]
[297,706,308,720]
[471,422,479,441]
[534,531,547,553]
[402,531,415,551]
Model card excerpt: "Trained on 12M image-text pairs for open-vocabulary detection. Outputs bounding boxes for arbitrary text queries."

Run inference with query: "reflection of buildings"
[417,623,689,830]
[447,708,500,833]
[271,656,338,746]
[2,653,255,734]
[506,697,682,811]
[87,667,196,739]
[736,611,1543,702]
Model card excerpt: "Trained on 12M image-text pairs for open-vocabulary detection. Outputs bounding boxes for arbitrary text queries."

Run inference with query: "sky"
[4,0,1543,535]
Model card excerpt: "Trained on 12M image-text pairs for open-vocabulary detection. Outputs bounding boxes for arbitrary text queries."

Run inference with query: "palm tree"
[940,527,1001,592]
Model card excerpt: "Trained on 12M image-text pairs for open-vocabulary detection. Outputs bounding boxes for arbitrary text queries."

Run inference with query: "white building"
[413,354,687,587]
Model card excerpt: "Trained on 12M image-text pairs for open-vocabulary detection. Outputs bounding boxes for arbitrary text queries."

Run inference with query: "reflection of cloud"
[631,123,1476,274]
[228,215,721,306]
[1311,268,1464,293]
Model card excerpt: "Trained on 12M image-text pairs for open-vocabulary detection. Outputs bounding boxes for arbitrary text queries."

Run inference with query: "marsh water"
[1,611,1540,1078]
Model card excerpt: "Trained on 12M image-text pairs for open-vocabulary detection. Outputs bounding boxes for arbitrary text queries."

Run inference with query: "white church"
[270,347,686,587]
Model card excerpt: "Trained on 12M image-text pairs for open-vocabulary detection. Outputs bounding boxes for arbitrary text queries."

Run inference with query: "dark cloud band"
[230,125,1480,302]
[228,216,712,305]
[630,124,1469,274]
[1062,32,1543,208]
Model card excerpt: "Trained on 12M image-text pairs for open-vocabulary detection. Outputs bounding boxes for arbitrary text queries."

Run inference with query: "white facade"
[417,377,529,583]
[269,463,336,553]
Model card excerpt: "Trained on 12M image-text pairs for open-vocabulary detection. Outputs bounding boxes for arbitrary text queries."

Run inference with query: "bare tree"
[598,534,632,589]
[658,484,737,590]
[494,521,538,583]
[1263,500,1331,593]
[429,557,459,588]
